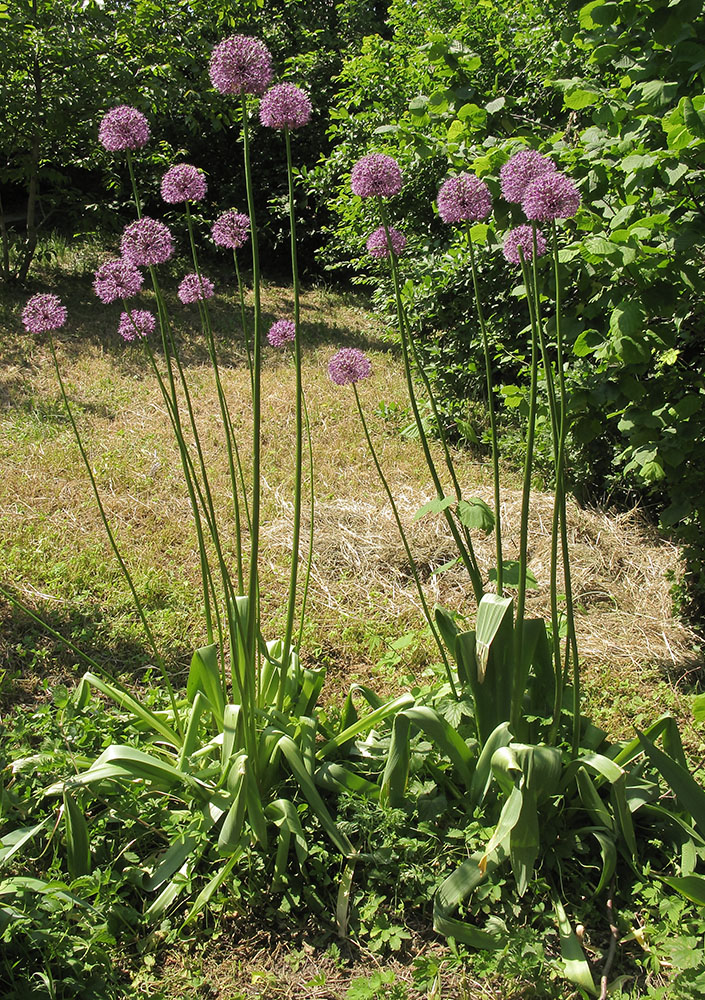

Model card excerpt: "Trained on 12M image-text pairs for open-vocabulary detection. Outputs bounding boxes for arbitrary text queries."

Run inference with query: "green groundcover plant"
[2,26,705,999]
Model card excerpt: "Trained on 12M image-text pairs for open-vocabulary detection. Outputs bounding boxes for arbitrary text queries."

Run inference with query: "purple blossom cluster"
[260,83,312,130]
[93,259,143,303]
[502,225,547,265]
[22,293,67,334]
[267,319,296,347]
[437,173,492,223]
[161,164,207,204]
[351,154,402,198]
[328,348,372,386]
[211,210,251,250]
[209,35,273,96]
[366,226,406,259]
[500,150,556,204]
[178,273,215,304]
[522,171,581,222]
[121,218,174,267]
[118,309,155,342]
[98,106,150,152]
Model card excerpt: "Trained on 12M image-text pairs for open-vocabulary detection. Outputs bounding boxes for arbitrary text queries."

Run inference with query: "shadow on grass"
[0,594,192,710]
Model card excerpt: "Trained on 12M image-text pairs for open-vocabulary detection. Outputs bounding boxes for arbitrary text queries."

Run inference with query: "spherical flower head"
[178,273,215,304]
[118,309,155,342]
[366,226,406,259]
[502,225,547,265]
[22,293,67,333]
[209,35,273,96]
[437,173,492,224]
[98,106,150,152]
[500,149,557,204]
[93,259,143,303]
[267,319,296,347]
[161,164,207,204]
[522,171,581,222]
[260,83,312,130]
[211,210,250,250]
[121,217,174,266]
[328,347,372,386]
[351,154,402,198]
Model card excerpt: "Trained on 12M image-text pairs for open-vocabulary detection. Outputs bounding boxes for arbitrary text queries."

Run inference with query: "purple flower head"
[522,171,581,222]
[209,35,273,96]
[500,150,557,204]
[502,225,548,265]
[99,106,150,152]
[328,347,372,386]
[366,226,406,259]
[93,259,143,303]
[22,293,67,334]
[121,218,174,267]
[437,173,492,224]
[260,83,312,129]
[267,319,296,347]
[118,309,155,342]
[351,154,402,198]
[178,273,215,304]
[161,164,207,204]
[211,210,250,250]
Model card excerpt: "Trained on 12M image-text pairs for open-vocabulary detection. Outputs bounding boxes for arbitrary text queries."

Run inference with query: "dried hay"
[262,480,697,671]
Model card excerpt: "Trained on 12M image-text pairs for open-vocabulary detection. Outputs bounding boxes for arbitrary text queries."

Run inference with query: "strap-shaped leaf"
[591,830,617,897]
[380,712,411,808]
[480,786,523,869]
[182,850,242,928]
[54,745,204,796]
[178,691,210,770]
[218,755,248,853]
[575,767,614,832]
[661,874,705,906]
[187,644,225,728]
[470,722,513,807]
[143,802,223,892]
[637,728,705,836]
[266,799,308,866]
[315,762,380,800]
[63,790,90,880]
[434,604,459,658]
[433,847,507,950]
[75,673,180,746]
[554,897,598,996]
[0,820,50,870]
[316,693,414,759]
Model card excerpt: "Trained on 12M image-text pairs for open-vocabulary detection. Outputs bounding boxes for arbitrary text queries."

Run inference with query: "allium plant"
[366,226,406,258]
[14,34,417,925]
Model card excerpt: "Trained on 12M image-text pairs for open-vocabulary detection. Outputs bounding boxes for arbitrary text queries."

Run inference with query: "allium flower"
[502,225,547,265]
[178,273,215,304]
[328,347,372,386]
[437,173,492,223]
[209,35,273,96]
[500,150,557,204]
[22,293,67,333]
[98,106,150,152]
[267,319,296,347]
[93,259,143,303]
[161,164,207,204]
[260,83,312,129]
[211,210,250,250]
[366,226,406,258]
[522,171,581,221]
[121,217,174,266]
[118,309,155,342]
[351,154,402,198]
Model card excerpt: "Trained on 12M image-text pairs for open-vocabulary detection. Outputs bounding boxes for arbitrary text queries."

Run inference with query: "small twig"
[600,884,620,999]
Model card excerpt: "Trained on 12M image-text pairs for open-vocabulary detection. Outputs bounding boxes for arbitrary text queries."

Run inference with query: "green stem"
[353,386,457,696]
[233,250,255,396]
[47,332,182,735]
[297,387,315,653]
[379,201,484,603]
[278,127,305,709]
[467,232,503,594]
[126,150,142,220]
[510,247,538,731]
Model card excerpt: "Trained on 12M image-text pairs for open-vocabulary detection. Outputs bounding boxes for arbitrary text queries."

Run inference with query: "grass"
[1,239,704,998]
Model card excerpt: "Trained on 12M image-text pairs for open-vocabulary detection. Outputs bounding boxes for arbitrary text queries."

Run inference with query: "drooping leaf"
[554,897,598,996]
[457,498,495,534]
[413,495,454,521]
[63,790,91,880]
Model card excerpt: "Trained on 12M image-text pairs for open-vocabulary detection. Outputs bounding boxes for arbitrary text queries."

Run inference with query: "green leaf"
[564,88,600,110]
[488,561,538,590]
[470,722,513,807]
[316,693,414,758]
[637,729,705,836]
[187,644,225,728]
[457,498,495,534]
[554,897,599,996]
[433,848,507,949]
[694,693,705,724]
[75,673,180,746]
[413,495,454,520]
[610,300,644,338]
[592,830,617,897]
[63,791,90,880]
[661,875,705,906]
